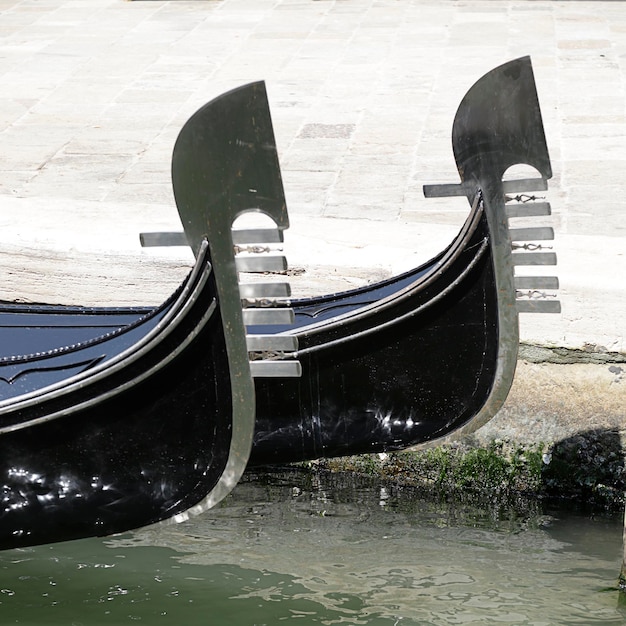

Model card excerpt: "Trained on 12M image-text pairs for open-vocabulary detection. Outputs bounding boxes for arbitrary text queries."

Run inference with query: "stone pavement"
[0,0,625,446]
[1,0,625,350]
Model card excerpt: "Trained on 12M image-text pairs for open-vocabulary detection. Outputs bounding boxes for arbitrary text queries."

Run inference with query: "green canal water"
[0,469,624,625]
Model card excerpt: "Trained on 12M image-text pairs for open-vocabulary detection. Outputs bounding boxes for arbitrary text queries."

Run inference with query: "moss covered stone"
[306,433,625,510]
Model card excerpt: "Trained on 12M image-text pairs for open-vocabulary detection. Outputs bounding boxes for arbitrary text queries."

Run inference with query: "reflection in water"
[0,468,624,625]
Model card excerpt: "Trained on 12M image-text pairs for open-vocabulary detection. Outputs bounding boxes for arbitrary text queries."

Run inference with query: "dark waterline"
[0,468,624,625]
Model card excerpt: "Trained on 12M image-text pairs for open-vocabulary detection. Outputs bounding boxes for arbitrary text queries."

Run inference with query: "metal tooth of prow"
[506,192,561,314]
[236,225,301,378]
[422,177,548,198]
[139,231,188,247]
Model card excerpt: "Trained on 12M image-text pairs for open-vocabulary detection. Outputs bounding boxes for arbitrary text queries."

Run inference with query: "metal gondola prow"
[451,56,552,185]
[169,81,300,383]
[423,56,560,441]
[162,81,297,513]
[449,56,559,315]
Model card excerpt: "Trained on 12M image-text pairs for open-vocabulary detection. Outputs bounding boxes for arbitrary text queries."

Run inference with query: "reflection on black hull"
[0,243,241,550]
[250,201,498,464]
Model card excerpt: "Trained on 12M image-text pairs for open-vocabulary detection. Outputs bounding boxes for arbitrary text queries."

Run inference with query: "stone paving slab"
[0,0,624,356]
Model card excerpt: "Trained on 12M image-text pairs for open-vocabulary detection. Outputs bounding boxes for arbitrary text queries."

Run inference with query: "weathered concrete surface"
[476,353,626,448]
[0,0,624,449]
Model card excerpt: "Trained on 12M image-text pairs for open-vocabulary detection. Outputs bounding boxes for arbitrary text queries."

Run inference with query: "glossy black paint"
[0,305,164,400]
[249,202,496,464]
[0,245,234,550]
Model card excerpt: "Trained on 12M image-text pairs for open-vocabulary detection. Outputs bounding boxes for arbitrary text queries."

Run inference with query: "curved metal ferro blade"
[440,57,555,441]
[170,82,289,513]
[172,81,288,258]
[452,56,552,185]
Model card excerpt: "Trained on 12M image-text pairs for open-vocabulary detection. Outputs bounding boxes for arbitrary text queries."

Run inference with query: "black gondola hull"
[0,247,240,550]
[250,209,497,464]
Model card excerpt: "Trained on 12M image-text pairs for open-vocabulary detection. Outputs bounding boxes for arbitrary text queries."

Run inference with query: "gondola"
[0,84,293,550]
[141,56,559,465]
[243,56,562,464]
[0,57,559,549]
[0,244,251,551]
[243,57,560,466]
